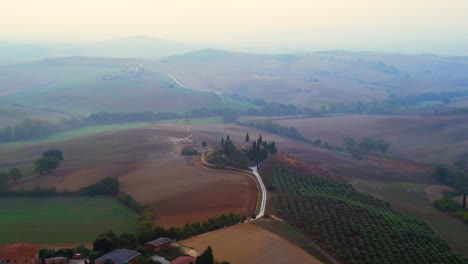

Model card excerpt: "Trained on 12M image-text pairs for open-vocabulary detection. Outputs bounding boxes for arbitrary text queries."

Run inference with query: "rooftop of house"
[95,249,140,264]
[169,256,196,264]
[145,238,173,247]
[0,242,39,259]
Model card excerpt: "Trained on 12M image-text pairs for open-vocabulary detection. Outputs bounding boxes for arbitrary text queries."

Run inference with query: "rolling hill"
[154,49,468,107]
[0,57,256,126]
[274,114,468,164]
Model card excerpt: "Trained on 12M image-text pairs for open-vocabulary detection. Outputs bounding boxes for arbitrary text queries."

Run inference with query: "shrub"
[181,146,198,156]
[434,198,461,211]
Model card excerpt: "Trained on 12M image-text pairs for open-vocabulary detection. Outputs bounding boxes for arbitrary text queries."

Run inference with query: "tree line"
[342,137,389,154]
[239,120,306,141]
[137,212,244,243]
[0,100,324,144]
[323,90,468,115]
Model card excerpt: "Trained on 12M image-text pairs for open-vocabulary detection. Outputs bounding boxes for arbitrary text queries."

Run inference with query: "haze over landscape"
[2,0,468,54]
[1,1,468,264]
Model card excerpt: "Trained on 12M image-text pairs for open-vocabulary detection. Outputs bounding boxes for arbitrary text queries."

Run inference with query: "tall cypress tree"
[245,133,250,143]
[196,246,214,264]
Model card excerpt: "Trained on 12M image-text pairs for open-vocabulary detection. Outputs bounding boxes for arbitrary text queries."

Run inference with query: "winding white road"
[164,73,188,88]
[250,166,266,219]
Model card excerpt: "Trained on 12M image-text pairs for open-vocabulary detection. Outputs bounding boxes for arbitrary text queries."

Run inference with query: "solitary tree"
[245,133,250,143]
[35,156,60,174]
[377,140,389,153]
[201,141,207,148]
[9,167,22,181]
[42,148,64,161]
[93,236,114,253]
[343,137,356,152]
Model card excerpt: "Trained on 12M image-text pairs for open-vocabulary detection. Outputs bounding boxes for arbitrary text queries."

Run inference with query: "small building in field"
[169,256,196,264]
[95,249,140,264]
[145,238,172,252]
[44,257,67,264]
[0,242,39,264]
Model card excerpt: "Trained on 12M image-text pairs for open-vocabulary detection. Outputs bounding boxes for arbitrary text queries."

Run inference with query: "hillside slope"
[0,57,256,124]
[276,114,468,164]
[155,50,468,107]
[260,154,467,264]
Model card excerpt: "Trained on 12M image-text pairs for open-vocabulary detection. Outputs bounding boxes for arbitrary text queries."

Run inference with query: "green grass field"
[0,122,151,149]
[0,197,138,243]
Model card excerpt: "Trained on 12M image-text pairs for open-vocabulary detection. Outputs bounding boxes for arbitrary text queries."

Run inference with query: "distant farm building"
[44,257,67,264]
[169,256,196,264]
[94,249,140,264]
[145,238,172,252]
[0,242,39,264]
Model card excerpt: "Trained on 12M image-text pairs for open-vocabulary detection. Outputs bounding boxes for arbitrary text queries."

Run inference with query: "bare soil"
[10,125,257,228]
[276,114,468,164]
[181,223,322,264]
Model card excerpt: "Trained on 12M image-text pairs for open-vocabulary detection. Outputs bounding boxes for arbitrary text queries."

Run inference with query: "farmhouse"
[145,238,172,252]
[169,256,196,264]
[94,249,140,264]
[0,242,39,264]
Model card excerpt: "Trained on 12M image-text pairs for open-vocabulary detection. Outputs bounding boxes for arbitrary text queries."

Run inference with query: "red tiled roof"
[169,256,196,264]
[0,242,40,259]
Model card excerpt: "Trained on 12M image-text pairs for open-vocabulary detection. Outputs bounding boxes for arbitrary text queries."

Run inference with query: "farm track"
[164,73,189,88]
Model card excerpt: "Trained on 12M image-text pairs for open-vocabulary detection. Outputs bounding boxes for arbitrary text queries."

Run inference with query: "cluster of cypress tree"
[245,133,277,165]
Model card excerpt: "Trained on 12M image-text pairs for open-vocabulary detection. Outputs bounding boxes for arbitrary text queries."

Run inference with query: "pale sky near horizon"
[2,0,468,54]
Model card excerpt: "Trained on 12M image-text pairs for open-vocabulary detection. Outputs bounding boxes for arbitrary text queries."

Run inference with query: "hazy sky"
[2,0,468,54]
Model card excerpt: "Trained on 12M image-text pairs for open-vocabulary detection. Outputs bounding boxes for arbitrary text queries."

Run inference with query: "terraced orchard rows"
[269,168,468,264]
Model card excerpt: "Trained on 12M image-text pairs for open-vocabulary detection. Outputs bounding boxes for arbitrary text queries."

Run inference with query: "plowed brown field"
[9,125,257,227]
[181,223,322,264]
[275,114,468,164]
